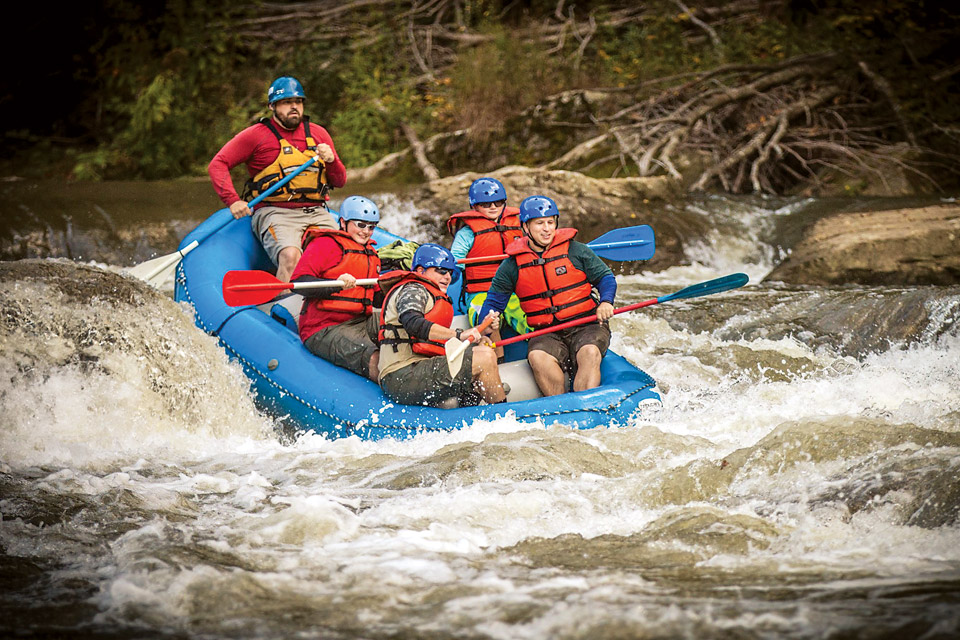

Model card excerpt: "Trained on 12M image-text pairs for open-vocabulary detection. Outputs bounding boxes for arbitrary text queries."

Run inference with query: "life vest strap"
[473,224,520,237]
[527,297,596,316]
[379,328,444,351]
[518,278,591,301]
[518,254,567,268]
[528,307,598,324]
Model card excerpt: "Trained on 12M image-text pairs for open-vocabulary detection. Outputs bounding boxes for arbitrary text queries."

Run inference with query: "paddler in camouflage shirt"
[377,244,506,407]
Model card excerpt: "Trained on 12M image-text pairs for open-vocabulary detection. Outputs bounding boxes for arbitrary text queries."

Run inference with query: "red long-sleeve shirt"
[207,117,347,210]
[292,236,381,341]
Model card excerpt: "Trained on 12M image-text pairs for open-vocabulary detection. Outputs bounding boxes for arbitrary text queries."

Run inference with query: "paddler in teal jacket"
[479,196,616,397]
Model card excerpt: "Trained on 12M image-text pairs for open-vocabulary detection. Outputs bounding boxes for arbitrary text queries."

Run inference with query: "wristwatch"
[455,328,463,340]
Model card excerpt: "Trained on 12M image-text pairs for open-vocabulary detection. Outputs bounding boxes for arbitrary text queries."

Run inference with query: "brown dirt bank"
[766,204,960,286]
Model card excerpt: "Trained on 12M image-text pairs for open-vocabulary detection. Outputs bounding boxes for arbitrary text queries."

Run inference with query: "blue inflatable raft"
[174,208,660,440]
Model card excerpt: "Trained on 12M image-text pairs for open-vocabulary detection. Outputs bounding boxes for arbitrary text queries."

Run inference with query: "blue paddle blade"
[659,273,749,302]
[588,224,655,261]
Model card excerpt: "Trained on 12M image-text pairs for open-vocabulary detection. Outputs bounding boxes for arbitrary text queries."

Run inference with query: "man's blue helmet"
[518,195,560,223]
[468,177,507,207]
[339,196,380,224]
[267,77,306,105]
[412,243,460,283]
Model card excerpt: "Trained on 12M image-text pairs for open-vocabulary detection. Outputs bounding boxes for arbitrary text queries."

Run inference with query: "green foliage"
[71,148,117,182]
[598,1,808,90]
[329,50,404,167]
[68,0,258,180]
[720,18,802,64]
[601,13,697,82]
[445,29,567,132]
[10,0,952,185]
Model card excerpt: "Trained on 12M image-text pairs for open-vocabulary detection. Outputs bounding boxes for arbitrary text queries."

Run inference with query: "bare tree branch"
[672,0,723,51]
[858,60,917,147]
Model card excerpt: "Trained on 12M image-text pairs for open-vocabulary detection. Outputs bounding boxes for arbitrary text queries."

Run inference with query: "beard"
[274,110,302,130]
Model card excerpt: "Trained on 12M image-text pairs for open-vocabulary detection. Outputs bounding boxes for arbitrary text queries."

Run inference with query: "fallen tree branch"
[858,60,917,147]
[672,0,723,51]
[691,86,841,191]
[399,121,441,180]
[408,19,435,79]
[351,129,466,182]
[542,132,611,170]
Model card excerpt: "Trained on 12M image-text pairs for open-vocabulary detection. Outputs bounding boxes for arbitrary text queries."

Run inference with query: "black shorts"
[528,322,611,373]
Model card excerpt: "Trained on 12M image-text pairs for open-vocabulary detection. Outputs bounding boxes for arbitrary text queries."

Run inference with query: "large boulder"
[766,204,960,285]
[407,166,701,272]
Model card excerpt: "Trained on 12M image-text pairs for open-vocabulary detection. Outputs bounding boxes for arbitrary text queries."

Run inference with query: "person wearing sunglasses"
[378,243,505,408]
[446,178,531,342]
[291,196,382,382]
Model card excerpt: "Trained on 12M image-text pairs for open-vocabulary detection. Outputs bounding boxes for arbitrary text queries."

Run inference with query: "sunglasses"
[476,200,506,208]
[351,221,378,230]
[432,267,454,276]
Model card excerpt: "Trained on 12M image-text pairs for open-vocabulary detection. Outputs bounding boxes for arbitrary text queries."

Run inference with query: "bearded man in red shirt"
[207,76,347,282]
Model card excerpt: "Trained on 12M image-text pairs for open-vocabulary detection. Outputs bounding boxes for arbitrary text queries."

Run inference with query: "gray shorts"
[528,322,611,373]
[380,348,475,407]
[304,315,379,379]
[252,205,336,265]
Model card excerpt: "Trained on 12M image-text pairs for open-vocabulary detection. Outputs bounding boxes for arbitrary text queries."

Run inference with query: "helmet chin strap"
[523,218,558,251]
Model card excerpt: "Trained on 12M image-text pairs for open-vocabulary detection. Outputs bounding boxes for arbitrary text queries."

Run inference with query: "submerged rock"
[0,259,270,445]
[766,203,960,286]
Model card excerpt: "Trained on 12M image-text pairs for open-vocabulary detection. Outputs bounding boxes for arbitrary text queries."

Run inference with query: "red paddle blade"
[222,270,290,307]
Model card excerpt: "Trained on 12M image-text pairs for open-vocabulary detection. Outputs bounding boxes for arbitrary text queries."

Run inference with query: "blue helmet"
[267,77,306,105]
[518,195,560,223]
[412,243,460,283]
[468,177,507,207]
[339,196,380,224]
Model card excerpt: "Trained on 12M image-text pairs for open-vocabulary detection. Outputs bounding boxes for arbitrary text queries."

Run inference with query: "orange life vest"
[378,271,454,357]
[242,116,328,204]
[507,228,598,328]
[446,207,522,294]
[300,228,379,315]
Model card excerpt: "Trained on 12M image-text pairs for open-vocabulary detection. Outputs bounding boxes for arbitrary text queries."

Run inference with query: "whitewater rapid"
[2,194,959,639]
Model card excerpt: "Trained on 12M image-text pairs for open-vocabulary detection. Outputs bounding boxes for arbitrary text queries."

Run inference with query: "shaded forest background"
[3,0,959,196]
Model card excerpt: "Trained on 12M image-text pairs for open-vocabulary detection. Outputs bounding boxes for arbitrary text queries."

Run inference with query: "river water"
[2,181,959,639]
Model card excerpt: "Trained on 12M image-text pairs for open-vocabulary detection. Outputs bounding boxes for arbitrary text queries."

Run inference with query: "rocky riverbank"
[407,167,959,286]
[409,166,696,272]
[766,203,960,286]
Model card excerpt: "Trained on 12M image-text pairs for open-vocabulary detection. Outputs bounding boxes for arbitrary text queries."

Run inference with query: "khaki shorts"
[252,205,336,265]
[304,315,379,379]
[380,348,475,407]
[528,322,611,373]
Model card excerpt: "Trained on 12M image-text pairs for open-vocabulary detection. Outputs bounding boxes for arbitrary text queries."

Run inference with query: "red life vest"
[378,271,454,357]
[446,207,522,294]
[300,228,379,315]
[507,228,598,328]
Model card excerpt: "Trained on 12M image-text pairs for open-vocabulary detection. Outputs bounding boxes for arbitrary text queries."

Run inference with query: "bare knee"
[277,246,301,272]
[577,345,602,367]
[528,350,556,369]
[472,345,498,369]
